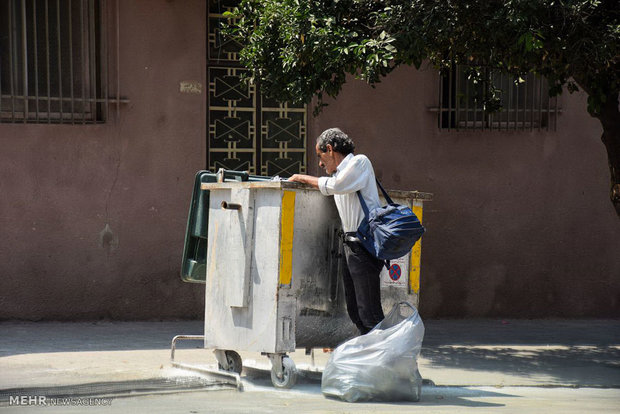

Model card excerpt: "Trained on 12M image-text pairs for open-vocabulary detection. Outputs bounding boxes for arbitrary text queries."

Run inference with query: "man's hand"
[288,174,319,189]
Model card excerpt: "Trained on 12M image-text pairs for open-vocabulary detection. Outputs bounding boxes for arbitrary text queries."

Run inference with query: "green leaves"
[225,0,619,116]
[518,31,544,53]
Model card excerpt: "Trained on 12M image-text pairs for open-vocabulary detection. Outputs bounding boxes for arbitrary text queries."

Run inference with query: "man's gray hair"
[316,128,355,155]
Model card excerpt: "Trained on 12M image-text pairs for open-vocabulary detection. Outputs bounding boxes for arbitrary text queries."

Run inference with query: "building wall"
[309,65,620,318]
[1,2,618,321]
[0,0,207,320]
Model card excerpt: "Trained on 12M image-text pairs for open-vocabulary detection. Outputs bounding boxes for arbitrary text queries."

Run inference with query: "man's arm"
[288,174,319,189]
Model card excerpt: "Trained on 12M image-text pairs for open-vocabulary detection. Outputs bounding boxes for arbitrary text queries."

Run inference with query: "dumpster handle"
[170,334,204,361]
[221,201,242,210]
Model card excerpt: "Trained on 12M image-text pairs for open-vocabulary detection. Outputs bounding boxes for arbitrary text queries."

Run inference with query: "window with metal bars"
[437,65,560,131]
[0,0,107,124]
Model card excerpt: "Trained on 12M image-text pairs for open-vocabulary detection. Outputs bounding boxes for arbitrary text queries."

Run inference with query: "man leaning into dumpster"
[289,127,384,335]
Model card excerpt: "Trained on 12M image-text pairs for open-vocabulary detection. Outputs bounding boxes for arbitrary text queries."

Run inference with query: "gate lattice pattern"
[207,1,307,176]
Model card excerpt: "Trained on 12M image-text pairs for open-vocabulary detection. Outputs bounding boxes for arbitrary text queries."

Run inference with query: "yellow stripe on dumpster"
[409,204,423,294]
[279,191,296,286]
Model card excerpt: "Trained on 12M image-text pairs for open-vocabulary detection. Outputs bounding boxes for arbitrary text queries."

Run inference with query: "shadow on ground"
[419,319,620,387]
[421,345,620,386]
[0,321,204,357]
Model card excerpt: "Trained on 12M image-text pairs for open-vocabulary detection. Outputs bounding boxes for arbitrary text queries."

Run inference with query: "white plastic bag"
[321,302,424,402]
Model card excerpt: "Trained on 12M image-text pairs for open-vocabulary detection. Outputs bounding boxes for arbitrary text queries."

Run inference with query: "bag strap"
[356,177,393,219]
[375,178,394,204]
[356,190,370,219]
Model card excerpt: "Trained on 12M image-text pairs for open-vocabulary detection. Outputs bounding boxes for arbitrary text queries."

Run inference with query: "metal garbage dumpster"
[178,171,432,388]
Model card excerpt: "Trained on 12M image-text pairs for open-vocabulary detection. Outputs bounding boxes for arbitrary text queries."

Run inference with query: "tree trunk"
[597,92,620,217]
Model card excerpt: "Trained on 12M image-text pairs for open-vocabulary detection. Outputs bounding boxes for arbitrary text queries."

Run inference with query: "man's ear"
[326,144,333,154]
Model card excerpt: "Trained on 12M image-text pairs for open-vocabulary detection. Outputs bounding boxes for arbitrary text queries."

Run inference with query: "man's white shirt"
[318,153,381,232]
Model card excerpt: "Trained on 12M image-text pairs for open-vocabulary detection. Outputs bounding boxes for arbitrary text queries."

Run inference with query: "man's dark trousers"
[342,240,385,335]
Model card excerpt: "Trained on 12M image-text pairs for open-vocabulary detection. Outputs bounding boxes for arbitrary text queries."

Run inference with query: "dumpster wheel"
[270,356,297,389]
[217,350,243,374]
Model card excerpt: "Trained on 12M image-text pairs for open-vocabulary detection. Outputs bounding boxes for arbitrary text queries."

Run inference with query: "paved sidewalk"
[0,319,619,412]
[1,319,618,389]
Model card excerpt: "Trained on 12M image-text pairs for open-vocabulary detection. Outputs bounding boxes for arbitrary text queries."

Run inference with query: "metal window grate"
[0,0,109,124]
[436,65,561,131]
